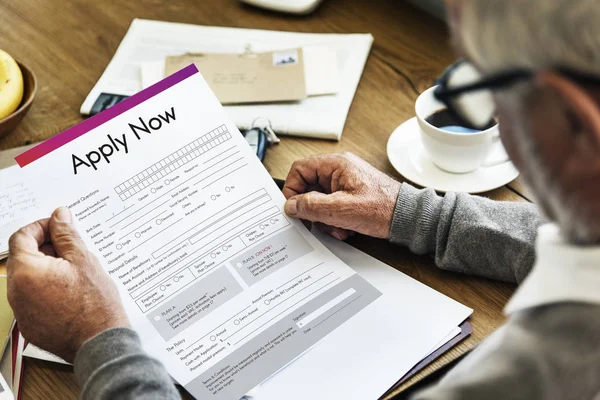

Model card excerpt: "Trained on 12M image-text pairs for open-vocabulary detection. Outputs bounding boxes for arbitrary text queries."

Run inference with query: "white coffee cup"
[415,86,508,174]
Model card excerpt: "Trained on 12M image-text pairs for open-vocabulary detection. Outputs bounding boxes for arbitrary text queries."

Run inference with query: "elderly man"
[7,0,600,398]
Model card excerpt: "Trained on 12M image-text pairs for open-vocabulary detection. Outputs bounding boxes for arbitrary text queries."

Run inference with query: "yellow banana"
[0,49,24,120]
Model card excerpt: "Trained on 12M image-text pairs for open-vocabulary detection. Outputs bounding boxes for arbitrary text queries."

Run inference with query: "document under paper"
[0,166,43,258]
[18,65,382,399]
[143,46,341,100]
[80,19,371,140]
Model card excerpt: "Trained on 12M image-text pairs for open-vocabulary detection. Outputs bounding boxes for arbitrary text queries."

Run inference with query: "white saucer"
[386,118,519,193]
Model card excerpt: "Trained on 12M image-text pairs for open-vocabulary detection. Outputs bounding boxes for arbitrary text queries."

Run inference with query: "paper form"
[21,343,68,365]
[17,65,381,399]
[0,166,43,257]
[0,370,12,400]
[251,230,471,400]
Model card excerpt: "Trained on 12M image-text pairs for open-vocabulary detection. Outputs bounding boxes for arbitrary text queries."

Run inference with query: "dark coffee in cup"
[416,86,508,172]
[425,109,496,132]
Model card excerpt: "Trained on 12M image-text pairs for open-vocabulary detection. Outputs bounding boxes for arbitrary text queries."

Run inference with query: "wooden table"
[0,0,531,398]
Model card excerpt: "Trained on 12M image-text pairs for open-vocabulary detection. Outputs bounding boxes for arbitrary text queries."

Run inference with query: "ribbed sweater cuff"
[74,327,143,388]
[389,183,443,254]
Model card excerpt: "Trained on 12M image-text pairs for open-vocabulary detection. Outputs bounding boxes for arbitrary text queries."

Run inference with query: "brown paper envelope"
[164,49,307,104]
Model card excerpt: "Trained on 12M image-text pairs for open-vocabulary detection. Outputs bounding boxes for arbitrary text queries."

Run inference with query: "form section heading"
[72,107,176,175]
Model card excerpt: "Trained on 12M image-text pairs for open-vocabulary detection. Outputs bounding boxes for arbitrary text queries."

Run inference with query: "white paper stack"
[80,19,373,140]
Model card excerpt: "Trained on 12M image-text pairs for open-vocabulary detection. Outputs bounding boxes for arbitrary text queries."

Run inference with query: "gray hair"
[456,0,600,75]
[456,0,600,243]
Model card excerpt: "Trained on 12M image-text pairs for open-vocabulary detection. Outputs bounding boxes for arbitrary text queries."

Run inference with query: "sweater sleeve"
[390,183,544,283]
[74,327,180,400]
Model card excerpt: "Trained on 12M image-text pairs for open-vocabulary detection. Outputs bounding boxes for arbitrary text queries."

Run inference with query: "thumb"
[285,191,347,227]
[48,207,89,264]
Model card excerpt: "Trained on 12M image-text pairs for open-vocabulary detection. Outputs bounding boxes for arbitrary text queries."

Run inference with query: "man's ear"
[536,71,600,153]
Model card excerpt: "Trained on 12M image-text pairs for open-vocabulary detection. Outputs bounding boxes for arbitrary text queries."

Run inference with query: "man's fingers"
[48,207,89,265]
[7,219,52,277]
[283,155,348,199]
[285,191,349,228]
[39,243,57,257]
[283,161,316,199]
[8,218,50,256]
[314,222,350,241]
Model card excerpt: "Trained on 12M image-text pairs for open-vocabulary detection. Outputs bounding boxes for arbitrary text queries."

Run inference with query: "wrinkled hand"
[283,153,401,240]
[7,207,129,362]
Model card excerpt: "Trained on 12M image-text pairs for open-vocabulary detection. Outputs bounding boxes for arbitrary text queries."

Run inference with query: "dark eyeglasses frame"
[433,60,600,130]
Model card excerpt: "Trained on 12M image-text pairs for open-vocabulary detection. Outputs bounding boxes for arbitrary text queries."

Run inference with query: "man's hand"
[7,207,129,362]
[283,153,401,240]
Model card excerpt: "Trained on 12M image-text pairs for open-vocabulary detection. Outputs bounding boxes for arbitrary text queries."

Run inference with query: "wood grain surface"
[0,0,529,398]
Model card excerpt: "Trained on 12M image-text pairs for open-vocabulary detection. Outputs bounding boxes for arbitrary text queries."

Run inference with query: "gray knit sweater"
[73,183,597,399]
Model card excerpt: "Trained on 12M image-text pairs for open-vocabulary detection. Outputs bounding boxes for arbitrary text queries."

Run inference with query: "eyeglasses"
[433,60,600,130]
